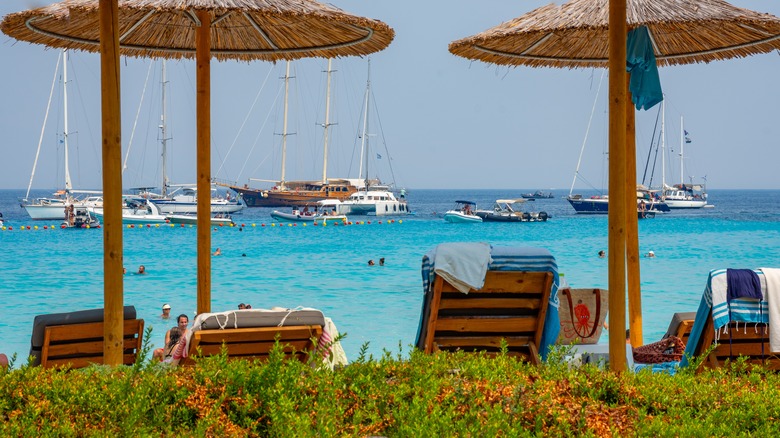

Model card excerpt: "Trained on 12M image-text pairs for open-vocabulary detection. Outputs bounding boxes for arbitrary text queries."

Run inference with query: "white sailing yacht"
[21,49,103,221]
[661,114,709,209]
[141,60,244,215]
[336,59,409,217]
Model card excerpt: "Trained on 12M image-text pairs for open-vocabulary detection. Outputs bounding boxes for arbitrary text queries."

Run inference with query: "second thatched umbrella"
[2,0,394,365]
[449,0,780,370]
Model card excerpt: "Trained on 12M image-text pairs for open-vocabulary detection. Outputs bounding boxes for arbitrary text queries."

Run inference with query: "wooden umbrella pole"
[99,0,123,366]
[608,0,628,372]
[196,10,211,315]
[626,79,643,347]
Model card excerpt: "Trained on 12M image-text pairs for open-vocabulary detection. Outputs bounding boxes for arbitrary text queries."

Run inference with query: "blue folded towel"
[727,268,763,302]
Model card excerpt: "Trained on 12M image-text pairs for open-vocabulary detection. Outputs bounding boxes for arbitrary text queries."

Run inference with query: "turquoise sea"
[1,188,779,364]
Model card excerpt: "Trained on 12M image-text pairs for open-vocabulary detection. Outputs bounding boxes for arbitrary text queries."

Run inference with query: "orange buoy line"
[1,219,403,231]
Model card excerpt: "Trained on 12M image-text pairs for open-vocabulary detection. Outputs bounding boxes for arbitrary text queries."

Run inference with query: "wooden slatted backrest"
[675,319,696,346]
[692,314,780,371]
[663,312,697,347]
[40,319,144,369]
[422,270,553,364]
[179,325,323,366]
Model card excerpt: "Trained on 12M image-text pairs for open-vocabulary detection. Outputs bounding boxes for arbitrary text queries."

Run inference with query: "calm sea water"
[1,188,779,364]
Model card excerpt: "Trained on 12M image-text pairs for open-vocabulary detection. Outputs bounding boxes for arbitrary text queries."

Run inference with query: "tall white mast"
[161,60,170,197]
[661,98,666,190]
[63,49,72,192]
[679,116,685,187]
[358,59,371,186]
[280,61,291,189]
[321,59,333,184]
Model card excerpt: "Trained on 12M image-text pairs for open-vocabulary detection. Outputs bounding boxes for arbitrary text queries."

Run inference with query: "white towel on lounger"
[433,242,492,293]
[760,268,780,353]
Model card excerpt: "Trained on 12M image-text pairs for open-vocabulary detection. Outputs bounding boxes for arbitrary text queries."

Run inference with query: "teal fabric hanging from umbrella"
[627,25,663,110]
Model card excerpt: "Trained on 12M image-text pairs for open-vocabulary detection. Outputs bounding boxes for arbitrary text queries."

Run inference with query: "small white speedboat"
[443,200,483,223]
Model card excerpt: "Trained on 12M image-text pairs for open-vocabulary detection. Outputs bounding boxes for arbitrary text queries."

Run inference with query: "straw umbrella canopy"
[2,0,394,365]
[1,0,394,61]
[449,0,780,370]
[449,0,780,68]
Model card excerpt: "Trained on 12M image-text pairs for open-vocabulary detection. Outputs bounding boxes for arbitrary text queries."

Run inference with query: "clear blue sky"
[1,1,778,191]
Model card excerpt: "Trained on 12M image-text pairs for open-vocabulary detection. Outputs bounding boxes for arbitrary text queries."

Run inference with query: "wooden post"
[626,80,643,347]
[608,0,628,371]
[99,0,123,366]
[196,10,212,315]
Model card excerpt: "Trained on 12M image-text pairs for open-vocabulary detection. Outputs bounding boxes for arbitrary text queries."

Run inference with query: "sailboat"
[132,60,244,216]
[222,60,366,207]
[20,49,103,221]
[661,115,709,209]
[336,59,409,217]
[566,72,668,217]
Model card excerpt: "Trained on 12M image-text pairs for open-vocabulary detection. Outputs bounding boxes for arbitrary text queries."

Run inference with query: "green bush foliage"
[1,345,779,437]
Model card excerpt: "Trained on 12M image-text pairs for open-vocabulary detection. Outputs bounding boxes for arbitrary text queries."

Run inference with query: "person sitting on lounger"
[152,326,182,362]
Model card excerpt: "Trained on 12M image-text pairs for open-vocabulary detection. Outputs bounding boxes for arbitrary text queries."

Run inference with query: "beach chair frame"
[692,315,779,371]
[180,325,324,365]
[421,270,553,364]
[40,319,145,369]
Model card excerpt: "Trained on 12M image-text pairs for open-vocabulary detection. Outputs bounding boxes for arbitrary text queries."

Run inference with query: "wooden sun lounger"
[690,315,779,371]
[179,325,324,366]
[420,270,553,364]
[664,311,696,346]
[40,319,145,369]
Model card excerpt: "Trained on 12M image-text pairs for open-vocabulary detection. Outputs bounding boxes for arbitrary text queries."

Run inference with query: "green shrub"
[1,345,780,436]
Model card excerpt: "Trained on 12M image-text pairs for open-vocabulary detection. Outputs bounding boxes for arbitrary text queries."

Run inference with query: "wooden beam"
[196,10,212,314]
[99,0,123,366]
[626,80,643,347]
[608,0,628,371]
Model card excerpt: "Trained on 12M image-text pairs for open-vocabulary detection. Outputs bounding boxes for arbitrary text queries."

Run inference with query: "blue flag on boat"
[684,130,692,143]
[626,25,663,111]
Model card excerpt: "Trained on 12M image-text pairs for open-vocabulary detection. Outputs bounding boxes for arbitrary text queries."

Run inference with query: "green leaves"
[1,349,780,435]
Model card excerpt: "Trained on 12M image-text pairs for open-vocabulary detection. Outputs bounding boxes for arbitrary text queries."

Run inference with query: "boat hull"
[151,200,244,214]
[166,214,234,226]
[270,210,317,222]
[443,211,482,223]
[476,212,549,222]
[22,204,67,221]
[568,197,670,214]
[664,199,708,209]
[228,184,358,208]
[92,209,168,224]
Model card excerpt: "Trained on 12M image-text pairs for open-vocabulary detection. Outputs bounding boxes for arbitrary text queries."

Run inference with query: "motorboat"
[61,205,100,228]
[475,199,549,222]
[91,199,168,224]
[270,206,319,222]
[270,199,346,223]
[443,200,482,223]
[165,213,234,226]
[337,186,409,216]
[521,190,554,200]
[151,186,244,214]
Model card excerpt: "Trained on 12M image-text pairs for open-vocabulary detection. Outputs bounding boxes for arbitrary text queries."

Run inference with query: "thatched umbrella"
[2,0,393,365]
[449,0,780,370]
